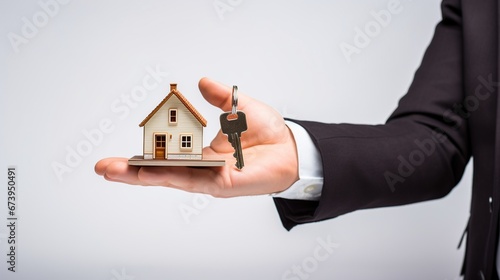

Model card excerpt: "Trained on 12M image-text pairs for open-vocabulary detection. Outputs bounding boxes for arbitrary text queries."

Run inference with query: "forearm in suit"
[274,0,471,230]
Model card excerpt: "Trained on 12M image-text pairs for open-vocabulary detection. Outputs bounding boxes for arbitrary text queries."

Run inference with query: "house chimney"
[170,83,177,91]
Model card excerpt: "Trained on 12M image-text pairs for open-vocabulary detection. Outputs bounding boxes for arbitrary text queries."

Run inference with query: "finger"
[95,157,126,175]
[209,130,235,153]
[198,77,253,112]
[96,158,145,185]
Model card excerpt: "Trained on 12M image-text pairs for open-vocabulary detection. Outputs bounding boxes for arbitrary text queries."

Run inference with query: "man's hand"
[95,77,299,197]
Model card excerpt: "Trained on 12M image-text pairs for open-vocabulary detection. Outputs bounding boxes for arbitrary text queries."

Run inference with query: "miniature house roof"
[139,84,207,127]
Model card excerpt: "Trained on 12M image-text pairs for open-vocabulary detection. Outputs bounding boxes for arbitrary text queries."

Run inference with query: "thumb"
[198,77,249,112]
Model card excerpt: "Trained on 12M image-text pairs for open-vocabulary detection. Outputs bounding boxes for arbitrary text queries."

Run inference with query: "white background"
[0,0,470,279]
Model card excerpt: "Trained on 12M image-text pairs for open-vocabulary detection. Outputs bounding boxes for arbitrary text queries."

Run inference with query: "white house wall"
[143,95,203,159]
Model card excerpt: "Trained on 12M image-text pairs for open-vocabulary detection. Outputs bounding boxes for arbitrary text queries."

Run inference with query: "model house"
[139,83,206,160]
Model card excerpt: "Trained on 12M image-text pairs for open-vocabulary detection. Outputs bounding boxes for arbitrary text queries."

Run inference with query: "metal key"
[220,86,247,169]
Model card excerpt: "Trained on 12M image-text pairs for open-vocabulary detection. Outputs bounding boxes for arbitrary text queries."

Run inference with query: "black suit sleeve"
[274,0,471,230]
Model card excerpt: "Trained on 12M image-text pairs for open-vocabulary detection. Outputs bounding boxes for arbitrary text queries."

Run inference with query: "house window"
[180,134,192,151]
[169,109,177,124]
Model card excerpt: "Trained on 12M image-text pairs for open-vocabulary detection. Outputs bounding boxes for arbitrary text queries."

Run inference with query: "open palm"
[95,78,298,197]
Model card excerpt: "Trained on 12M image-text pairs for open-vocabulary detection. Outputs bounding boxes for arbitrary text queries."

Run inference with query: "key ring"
[231,85,238,115]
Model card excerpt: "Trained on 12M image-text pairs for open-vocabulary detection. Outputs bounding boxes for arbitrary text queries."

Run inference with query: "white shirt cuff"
[272,120,324,201]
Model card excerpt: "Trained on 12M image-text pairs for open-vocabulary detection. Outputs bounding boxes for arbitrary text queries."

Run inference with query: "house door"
[154,134,167,159]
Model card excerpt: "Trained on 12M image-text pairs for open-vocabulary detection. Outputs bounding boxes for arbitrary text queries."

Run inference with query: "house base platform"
[128,155,225,167]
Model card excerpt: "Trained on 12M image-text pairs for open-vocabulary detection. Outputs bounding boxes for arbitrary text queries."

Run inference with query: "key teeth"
[235,156,244,170]
[235,163,243,170]
[233,157,243,170]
